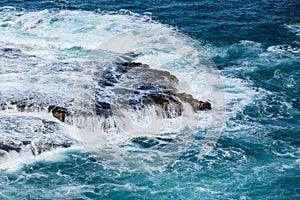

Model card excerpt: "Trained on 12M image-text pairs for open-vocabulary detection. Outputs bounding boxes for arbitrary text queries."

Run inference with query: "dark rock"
[11,100,27,111]
[0,142,21,153]
[95,101,112,117]
[16,102,27,112]
[131,136,174,148]
[0,140,72,156]
[22,141,31,146]
[3,47,21,54]
[121,62,149,69]
[48,105,68,122]
[30,140,72,155]
[99,62,149,88]
[197,101,212,110]
[0,102,7,110]
[101,81,114,87]
[0,118,72,156]
[177,93,212,111]
[9,98,46,112]
[1,61,210,124]
[96,62,211,119]
[130,87,183,117]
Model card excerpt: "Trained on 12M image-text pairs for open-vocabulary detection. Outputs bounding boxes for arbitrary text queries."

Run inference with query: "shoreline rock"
[0,61,211,155]
[0,61,211,122]
[96,61,211,119]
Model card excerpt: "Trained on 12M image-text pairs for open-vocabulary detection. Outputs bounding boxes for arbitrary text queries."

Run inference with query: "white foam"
[0,8,256,172]
[0,146,83,172]
[285,24,300,36]
[267,44,300,54]
[72,22,229,171]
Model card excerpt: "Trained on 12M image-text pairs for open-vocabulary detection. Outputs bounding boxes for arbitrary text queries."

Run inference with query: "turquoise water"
[0,0,299,199]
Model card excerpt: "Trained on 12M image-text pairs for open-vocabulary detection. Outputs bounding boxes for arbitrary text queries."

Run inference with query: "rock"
[30,140,72,155]
[129,84,183,117]
[0,96,72,123]
[1,61,210,122]
[3,48,21,53]
[1,47,36,58]
[48,105,69,122]
[0,62,211,121]
[10,98,45,112]
[0,61,211,157]
[96,62,211,119]
[121,61,150,69]
[0,142,21,153]
[0,102,7,110]
[0,140,72,156]
[197,101,212,110]
[0,118,72,156]
[95,101,112,117]
[131,136,174,148]
[177,93,212,111]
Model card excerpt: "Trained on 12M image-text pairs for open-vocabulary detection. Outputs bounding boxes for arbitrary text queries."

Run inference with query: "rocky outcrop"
[0,98,71,123]
[0,140,72,156]
[177,92,212,111]
[1,47,36,59]
[0,119,72,156]
[48,105,69,122]
[96,61,211,118]
[0,61,211,156]
[1,61,211,122]
[128,84,184,118]
[10,99,46,112]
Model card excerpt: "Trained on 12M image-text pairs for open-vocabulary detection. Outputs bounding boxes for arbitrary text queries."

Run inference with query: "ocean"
[0,0,299,199]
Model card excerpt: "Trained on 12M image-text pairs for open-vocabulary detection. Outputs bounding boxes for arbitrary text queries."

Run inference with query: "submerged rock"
[0,140,72,156]
[131,136,174,149]
[1,47,36,59]
[0,142,22,153]
[0,98,72,123]
[10,98,46,112]
[0,118,72,156]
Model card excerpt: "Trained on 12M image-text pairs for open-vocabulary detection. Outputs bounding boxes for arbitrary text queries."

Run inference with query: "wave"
[285,23,300,37]
[0,8,255,172]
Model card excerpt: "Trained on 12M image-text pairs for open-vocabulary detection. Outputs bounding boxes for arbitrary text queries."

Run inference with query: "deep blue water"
[0,0,299,199]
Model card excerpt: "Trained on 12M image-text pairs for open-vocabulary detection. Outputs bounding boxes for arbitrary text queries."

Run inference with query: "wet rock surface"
[96,61,211,118]
[48,105,69,122]
[0,140,72,156]
[0,97,72,122]
[0,117,73,156]
[0,61,211,155]
[1,61,211,121]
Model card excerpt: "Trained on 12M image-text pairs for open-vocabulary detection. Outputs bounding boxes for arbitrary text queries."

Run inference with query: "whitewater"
[0,1,299,199]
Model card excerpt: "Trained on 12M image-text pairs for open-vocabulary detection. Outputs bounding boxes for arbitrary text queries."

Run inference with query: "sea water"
[0,0,299,199]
